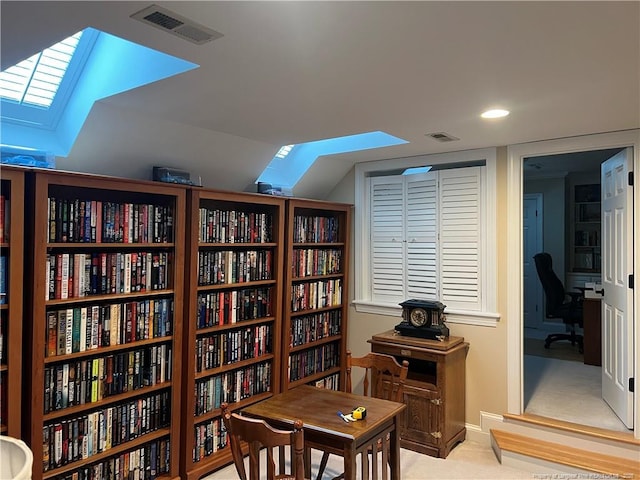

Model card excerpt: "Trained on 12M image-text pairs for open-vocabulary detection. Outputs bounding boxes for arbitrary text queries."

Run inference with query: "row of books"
[311,372,340,390]
[0,194,9,242]
[194,361,272,416]
[192,417,227,463]
[51,437,171,480]
[292,215,340,243]
[43,391,171,470]
[196,287,272,328]
[291,248,342,278]
[575,229,599,246]
[195,324,272,372]
[197,250,273,286]
[46,298,173,358]
[46,251,172,300]
[291,279,343,312]
[288,342,340,382]
[0,316,3,363]
[48,198,174,244]
[0,314,4,428]
[0,255,5,304]
[198,207,273,244]
[290,310,342,347]
[44,345,172,413]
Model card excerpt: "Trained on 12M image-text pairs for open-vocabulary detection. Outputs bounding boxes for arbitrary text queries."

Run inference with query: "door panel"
[601,147,634,429]
[523,194,543,331]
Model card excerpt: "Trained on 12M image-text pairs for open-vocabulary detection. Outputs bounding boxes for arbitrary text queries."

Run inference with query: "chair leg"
[544,332,584,353]
[316,452,330,480]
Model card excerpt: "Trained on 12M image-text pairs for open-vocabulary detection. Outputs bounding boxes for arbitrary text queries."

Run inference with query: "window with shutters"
[353,148,499,326]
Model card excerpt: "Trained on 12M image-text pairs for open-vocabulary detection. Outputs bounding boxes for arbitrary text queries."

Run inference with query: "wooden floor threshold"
[503,413,639,446]
[491,429,640,479]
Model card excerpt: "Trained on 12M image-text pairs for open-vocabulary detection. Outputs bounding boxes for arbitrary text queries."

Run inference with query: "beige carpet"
[524,354,629,432]
[203,440,536,479]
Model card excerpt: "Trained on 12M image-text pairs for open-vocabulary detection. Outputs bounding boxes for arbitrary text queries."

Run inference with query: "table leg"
[343,444,356,480]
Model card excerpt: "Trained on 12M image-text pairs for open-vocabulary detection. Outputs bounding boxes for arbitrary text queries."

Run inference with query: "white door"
[601,147,634,429]
[523,194,544,331]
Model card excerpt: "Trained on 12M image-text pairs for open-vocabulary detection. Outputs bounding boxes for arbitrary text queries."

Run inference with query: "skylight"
[275,144,294,159]
[1,27,198,158]
[0,31,83,108]
[257,131,408,192]
[403,166,432,175]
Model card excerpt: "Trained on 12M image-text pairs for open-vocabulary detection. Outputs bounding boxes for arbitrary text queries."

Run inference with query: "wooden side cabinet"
[368,330,469,458]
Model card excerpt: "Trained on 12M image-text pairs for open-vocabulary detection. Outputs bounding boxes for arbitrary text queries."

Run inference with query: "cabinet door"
[402,382,442,449]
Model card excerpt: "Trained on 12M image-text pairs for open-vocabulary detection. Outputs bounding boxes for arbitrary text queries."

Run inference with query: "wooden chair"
[315,351,409,480]
[221,403,308,480]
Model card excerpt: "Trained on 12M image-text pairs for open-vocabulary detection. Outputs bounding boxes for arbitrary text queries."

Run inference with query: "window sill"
[352,300,501,327]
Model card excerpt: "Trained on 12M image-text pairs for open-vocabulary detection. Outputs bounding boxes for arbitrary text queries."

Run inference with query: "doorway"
[522,148,629,431]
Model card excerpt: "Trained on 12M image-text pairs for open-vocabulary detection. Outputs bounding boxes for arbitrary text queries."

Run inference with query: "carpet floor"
[203,440,536,479]
[524,354,629,432]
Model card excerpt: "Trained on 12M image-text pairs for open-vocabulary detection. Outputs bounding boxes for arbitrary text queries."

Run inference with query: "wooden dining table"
[242,384,406,480]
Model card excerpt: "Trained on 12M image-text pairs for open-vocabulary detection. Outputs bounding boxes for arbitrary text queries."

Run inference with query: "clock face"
[409,308,428,327]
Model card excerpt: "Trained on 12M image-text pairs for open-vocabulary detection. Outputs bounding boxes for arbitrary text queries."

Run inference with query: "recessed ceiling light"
[481,109,510,119]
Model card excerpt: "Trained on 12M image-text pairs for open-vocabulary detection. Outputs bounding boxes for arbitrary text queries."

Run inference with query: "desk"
[242,385,406,480]
[583,298,602,366]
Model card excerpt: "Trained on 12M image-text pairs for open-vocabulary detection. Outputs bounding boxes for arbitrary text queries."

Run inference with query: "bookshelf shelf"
[25,170,186,480]
[195,278,276,292]
[47,243,176,249]
[43,336,172,363]
[195,316,275,335]
[42,381,172,422]
[180,188,285,479]
[42,427,172,480]
[287,366,342,390]
[193,352,276,379]
[44,289,176,306]
[282,198,351,393]
[289,334,343,353]
[570,184,601,275]
[0,166,24,439]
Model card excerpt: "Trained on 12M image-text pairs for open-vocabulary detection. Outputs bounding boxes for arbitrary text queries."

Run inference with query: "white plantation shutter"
[406,174,438,299]
[370,177,405,303]
[439,167,482,310]
[367,166,484,311]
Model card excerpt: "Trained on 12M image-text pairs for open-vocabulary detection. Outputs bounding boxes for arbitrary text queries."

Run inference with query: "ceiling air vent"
[131,4,224,45]
[426,132,460,142]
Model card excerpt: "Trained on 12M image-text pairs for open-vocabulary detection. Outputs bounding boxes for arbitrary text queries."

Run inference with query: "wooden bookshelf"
[180,188,285,480]
[281,199,351,392]
[23,169,186,480]
[0,166,25,438]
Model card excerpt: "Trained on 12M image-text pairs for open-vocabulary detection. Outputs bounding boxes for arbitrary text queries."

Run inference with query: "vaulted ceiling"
[1,1,638,198]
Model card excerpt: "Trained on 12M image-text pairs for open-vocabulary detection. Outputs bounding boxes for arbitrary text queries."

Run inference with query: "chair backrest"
[221,403,305,480]
[533,252,567,316]
[345,351,409,402]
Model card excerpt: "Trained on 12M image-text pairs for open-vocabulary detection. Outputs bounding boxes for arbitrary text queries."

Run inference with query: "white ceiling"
[1,1,639,198]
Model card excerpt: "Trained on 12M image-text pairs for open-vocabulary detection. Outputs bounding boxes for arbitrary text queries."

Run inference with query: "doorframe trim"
[506,129,640,438]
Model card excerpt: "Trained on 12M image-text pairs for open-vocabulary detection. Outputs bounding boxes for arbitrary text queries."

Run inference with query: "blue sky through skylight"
[1,27,198,157]
[257,131,408,190]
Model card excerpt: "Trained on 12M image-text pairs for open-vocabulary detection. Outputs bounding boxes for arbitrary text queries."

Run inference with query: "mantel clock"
[395,299,449,341]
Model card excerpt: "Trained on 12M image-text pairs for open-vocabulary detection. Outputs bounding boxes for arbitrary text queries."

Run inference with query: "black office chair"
[533,252,584,353]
